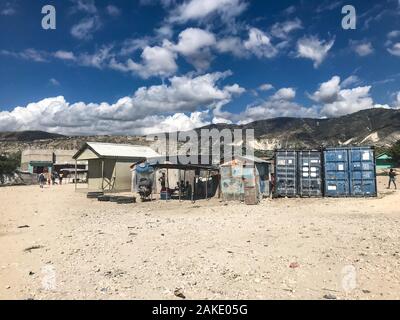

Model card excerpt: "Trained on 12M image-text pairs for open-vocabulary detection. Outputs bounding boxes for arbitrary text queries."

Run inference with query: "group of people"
[38,171,64,188]
[158,172,193,200]
[155,168,397,198]
[175,180,193,200]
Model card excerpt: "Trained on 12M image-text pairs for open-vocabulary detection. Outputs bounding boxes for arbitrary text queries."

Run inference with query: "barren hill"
[1,108,399,155]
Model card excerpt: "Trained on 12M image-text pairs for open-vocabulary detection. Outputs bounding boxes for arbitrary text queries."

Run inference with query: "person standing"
[185,181,192,200]
[269,173,276,198]
[59,172,63,185]
[388,169,397,190]
[47,171,51,186]
[158,172,166,191]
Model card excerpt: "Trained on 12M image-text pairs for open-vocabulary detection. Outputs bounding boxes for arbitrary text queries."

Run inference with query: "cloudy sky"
[0,0,399,135]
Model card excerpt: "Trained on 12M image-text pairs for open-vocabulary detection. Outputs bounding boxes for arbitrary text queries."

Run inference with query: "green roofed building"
[376,153,396,170]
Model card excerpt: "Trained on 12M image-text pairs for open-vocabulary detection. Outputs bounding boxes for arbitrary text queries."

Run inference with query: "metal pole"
[178,169,181,202]
[75,160,77,191]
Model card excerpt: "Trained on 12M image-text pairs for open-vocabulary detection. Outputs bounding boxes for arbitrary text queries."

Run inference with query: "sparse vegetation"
[388,140,400,164]
[0,151,21,175]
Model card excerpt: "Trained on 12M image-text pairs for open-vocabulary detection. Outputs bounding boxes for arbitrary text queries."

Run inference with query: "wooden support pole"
[101,159,104,191]
[192,175,196,203]
[205,170,209,200]
[166,168,170,202]
[183,169,186,201]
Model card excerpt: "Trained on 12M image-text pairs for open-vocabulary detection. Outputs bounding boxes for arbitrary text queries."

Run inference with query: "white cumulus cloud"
[243,28,278,59]
[0,71,244,135]
[258,83,274,91]
[169,0,248,24]
[1,2,17,16]
[110,45,178,79]
[296,35,335,68]
[310,76,389,117]
[270,18,302,39]
[212,87,319,125]
[350,40,374,57]
[54,50,76,61]
[71,16,102,40]
[106,5,121,17]
[388,43,400,56]
[169,28,216,70]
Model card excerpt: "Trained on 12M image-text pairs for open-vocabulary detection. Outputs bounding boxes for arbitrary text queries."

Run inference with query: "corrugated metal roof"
[237,155,270,164]
[376,153,393,160]
[220,155,270,167]
[86,142,160,159]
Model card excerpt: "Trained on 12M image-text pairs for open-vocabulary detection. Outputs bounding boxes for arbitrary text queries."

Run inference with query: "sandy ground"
[1,176,400,300]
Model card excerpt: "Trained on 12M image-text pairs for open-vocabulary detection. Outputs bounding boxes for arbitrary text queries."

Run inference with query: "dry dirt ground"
[1,176,399,300]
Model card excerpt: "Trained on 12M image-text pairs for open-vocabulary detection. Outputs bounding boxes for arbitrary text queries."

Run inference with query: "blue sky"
[0,0,399,135]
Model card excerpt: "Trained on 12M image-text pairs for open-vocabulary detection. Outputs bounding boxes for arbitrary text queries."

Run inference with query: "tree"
[388,140,400,164]
[0,152,21,176]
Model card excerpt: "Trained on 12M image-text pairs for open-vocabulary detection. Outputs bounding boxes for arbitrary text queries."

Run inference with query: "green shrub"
[388,140,400,164]
[0,151,21,175]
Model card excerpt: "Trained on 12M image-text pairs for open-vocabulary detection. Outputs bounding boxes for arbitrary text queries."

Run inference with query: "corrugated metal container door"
[324,148,350,197]
[298,150,322,197]
[275,150,297,197]
[349,147,377,197]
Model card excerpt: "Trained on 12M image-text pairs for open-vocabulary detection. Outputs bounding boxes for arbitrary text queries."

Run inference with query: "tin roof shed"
[73,142,160,161]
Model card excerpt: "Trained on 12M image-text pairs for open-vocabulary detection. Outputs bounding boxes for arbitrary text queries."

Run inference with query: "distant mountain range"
[1,108,399,154]
[0,130,65,142]
[198,108,400,149]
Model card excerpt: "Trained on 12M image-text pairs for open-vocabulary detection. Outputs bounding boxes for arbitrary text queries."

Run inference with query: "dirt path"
[1,177,400,300]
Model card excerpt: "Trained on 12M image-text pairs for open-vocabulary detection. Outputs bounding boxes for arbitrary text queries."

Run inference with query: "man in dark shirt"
[185,181,192,200]
[39,173,45,188]
[158,172,166,191]
[388,169,397,190]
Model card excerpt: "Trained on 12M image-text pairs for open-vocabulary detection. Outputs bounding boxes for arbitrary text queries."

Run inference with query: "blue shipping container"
[324,148,350,197]
[298,150,323,197]
[323,147,377,197]
[348,147,377,197]
[275,150,297,197]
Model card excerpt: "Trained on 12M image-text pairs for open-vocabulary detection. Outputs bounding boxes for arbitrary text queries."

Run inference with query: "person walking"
[59,172,63,185]
[39,172,45,189]
[388,169,397,190]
